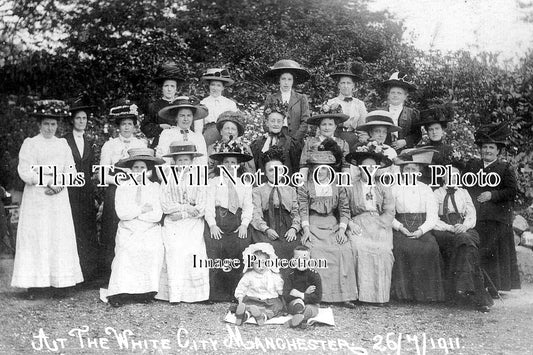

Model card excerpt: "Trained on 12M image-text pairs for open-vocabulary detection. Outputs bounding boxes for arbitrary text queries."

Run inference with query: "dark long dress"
[249,132,301,180]
[467,159,520,291]
[140,98,180,148]
[64,132,99,281]
[418,139,455,186]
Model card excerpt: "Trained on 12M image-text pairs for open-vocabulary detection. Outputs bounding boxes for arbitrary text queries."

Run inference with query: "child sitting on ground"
[234,243,284,326]
[283,245,322,328]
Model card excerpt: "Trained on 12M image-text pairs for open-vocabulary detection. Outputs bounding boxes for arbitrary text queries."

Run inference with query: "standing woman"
[264,59,311,144]
[381,72,421,151]
[207,111,255,179]
[390,148,445,302]
[63,99,99,282]
[468,122,520,295]
[195,68,238,146]
[345,143,395,305]
[298,139,358,308]
[251,146,301,263]
[12,100,83,297]
[100,99,146,279]
[141,62,184,148]
[326,62,369,148]
[204,141,254,302]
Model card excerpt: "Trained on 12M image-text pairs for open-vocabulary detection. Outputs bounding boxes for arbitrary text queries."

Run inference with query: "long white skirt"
[156,217,209,303]
[11,185,83,288]
[107,220,164,296]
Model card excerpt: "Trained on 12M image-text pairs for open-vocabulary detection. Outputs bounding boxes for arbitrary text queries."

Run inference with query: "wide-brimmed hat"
[345,141,392,168]
[109,99,139,125]
[68,97,96,116]
[210,139,253,163]
[395,147,436,165]
[307,103,349,126]
[201,68,234,86]
[242,242,279,273]
[356,110,402,133]
[153,61,185,85]
[306,138,343,166]
[158,96,208,122]
[163,141,204,158]
[474,122,510,148]
[216,111,245,136]
[263,59,310,85]
[381,71,417,92]
[115,148,164,169]
[330,61,364,81]
[31,100,70,121]
[415,102,454,129]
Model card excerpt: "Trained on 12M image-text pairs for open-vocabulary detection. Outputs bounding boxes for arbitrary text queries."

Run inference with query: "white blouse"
[204,176,253,227]
[391,182,438,234]
[99,135,146,166]
[200,95,238,124]
[433,187,477,230]
[326,96,368,130]
[115,179,163,225]
[234,269,283,300]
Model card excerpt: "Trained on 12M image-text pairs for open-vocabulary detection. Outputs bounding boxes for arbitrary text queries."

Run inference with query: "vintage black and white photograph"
[1,0,532,354]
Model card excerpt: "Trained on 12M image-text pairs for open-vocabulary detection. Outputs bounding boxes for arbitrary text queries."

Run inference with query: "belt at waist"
[395,212,426,233]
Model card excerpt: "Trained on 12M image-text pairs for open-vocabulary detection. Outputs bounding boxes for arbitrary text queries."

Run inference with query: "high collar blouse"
[251,183,301,233]
[297,181,350,229]
[204,175,253,228]
[156,127,208,166]
[391,182,438,234]
[433,186,476,230]
[326,95,368,130]
[200,95,238,124]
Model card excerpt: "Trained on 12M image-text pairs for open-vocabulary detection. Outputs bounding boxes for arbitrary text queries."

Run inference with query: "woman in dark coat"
[63,99,99,281]
[467,122,520,295]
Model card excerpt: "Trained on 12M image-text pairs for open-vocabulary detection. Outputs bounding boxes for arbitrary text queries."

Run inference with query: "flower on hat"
[319,102,342,115]
[130,104,138,115]
[264,100,288,118]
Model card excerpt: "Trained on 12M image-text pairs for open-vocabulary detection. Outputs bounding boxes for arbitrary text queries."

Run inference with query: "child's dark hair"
[254,250,270,258]
[261,146,285,167]
[293,245,310,253]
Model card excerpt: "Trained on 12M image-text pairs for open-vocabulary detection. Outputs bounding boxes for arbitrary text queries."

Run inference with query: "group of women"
[11,60,520,313]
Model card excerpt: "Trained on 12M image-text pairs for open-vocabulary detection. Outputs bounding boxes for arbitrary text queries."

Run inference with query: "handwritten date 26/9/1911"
[373,333,462,354]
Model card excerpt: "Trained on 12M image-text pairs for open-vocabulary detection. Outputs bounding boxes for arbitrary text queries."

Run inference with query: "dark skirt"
[391,213,445,302]
[241,296,284,319]
[251,208,301,262]
[67,185,99,281]
[433,229,493,307]
[204,207,251,302]
[476,220,521,291]
[100,185,120,279]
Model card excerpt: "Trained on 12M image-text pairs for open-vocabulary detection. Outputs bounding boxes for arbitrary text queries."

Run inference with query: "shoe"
[292,302,305,314]
[299,306,315,329]
[249,306,266,326]
[338,301,356,309]
[235,303,246,326]
[289,314,304,328]
[477,305,490,313]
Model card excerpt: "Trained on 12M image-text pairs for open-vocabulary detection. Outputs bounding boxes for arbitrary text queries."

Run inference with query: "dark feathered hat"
[474,122,510,148]
[330,61,365,81]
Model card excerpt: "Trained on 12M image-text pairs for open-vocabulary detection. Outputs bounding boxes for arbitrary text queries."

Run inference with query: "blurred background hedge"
[0,0,532,208]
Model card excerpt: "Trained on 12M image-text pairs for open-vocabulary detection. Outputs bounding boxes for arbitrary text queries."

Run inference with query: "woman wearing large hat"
[105,148,165,307]
[299,104,351,180]
[63,97,99,282]
[390,148,445,302]
[356,110,401,162]
[155,141,210,303]
[12,100,84,297]
[467,122,520,295]
[141,61,185,148]
[297,138,358,308]
[99,99,147,279]
[326,62,369,148]
[195,68,239,146]
[263,59,311,143]
[380,71,422,151]
[156,96,208,165]
[207,111,255,179]
[344,142,394,305]
[415,102,455,164]
[204,140,253,302]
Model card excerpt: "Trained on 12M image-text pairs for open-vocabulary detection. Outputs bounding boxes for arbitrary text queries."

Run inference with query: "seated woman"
[355,110,400,161]
[156,141,209,304]
[106,148,165,307]
[299,105,350,180]
[433,162,493,312]
[251,146,301,263]
[345,142,395,305]
[207,111,255,178]
[298,138,358,308]
[204,140,254,302]
[390,148,445,302]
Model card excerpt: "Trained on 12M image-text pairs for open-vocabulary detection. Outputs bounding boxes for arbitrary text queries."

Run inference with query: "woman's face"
[265,160,283,184]
[209,80,225,97]
[279,72,294,93]
[387,86,408,106]
[401,163,421,175]
[39,118,58,139]
[176,108,194,129]
[266,112,284,134]
[221,121,239,141]
[319,118,336,137]
[312,164,332,182]
[162,80,178,100]
[338,76,355,97]
[131,160,148,173]
[427,123,444,142]
[222,156,239,171]
[445,166,460,186]
[359,157,378,181]
[369,126,388,144]
[119,118,135,138]
[481,143,500,162]
[173,155,193,166]
[73,111,88,132]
